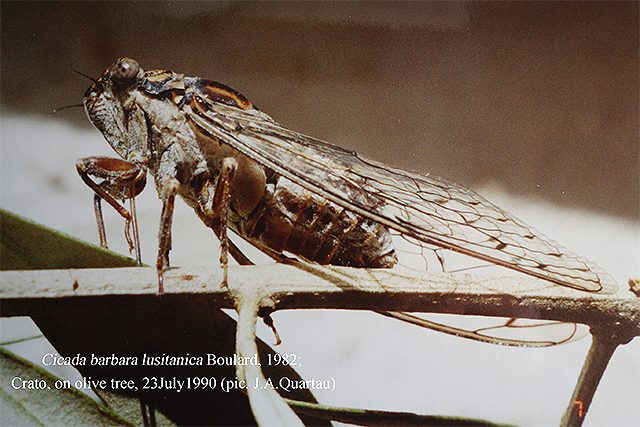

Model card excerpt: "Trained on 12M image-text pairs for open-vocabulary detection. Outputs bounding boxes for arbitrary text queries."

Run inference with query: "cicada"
[77,58,617,311]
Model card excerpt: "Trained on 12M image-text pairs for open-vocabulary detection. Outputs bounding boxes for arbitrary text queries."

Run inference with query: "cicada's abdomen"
[233,175,398,268]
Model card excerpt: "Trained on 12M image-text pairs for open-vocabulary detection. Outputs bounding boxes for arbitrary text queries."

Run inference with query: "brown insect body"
[80,58,396,289]
[78,58,617,297]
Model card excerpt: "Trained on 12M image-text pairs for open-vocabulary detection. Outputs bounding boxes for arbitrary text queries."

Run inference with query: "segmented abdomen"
[232,175,398,268]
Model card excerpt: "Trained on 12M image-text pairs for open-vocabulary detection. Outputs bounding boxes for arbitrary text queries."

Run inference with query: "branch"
[2,264,639,426]
[1,264,639,334]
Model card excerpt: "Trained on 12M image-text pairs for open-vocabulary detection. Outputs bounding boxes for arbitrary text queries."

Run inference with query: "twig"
[2,265,638,331]
[560,325,637,427]
[233,284,304,426]
[2,264,638,427]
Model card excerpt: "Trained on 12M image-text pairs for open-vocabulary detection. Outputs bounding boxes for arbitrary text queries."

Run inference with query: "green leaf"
[0,347,137,426]
[0,209,137,271]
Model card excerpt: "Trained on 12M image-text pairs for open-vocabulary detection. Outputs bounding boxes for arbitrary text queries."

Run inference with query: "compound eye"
[110,58,140,86]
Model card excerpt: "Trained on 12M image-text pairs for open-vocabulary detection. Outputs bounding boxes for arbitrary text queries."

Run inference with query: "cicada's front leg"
[76,156,146,266]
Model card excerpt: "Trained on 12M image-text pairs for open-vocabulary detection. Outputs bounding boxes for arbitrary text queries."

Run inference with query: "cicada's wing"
[379,312,588,347]
[184,82,617,295]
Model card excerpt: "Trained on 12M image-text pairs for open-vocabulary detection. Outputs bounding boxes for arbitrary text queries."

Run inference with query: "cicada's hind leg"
[199,157,283,344]
[217,158,238,287]
[77,157,146,266]
[197,157,239,288]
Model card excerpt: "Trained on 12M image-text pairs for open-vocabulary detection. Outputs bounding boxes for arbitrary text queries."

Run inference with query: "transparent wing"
[378,312,588,347]
[185,90,617,294]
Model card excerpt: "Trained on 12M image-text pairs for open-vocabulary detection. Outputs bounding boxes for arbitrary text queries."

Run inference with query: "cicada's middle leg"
[76,156,146,266]
[155,176,180,294]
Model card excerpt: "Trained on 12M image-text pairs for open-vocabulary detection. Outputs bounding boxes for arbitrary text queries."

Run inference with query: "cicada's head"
[84,58,149,163]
